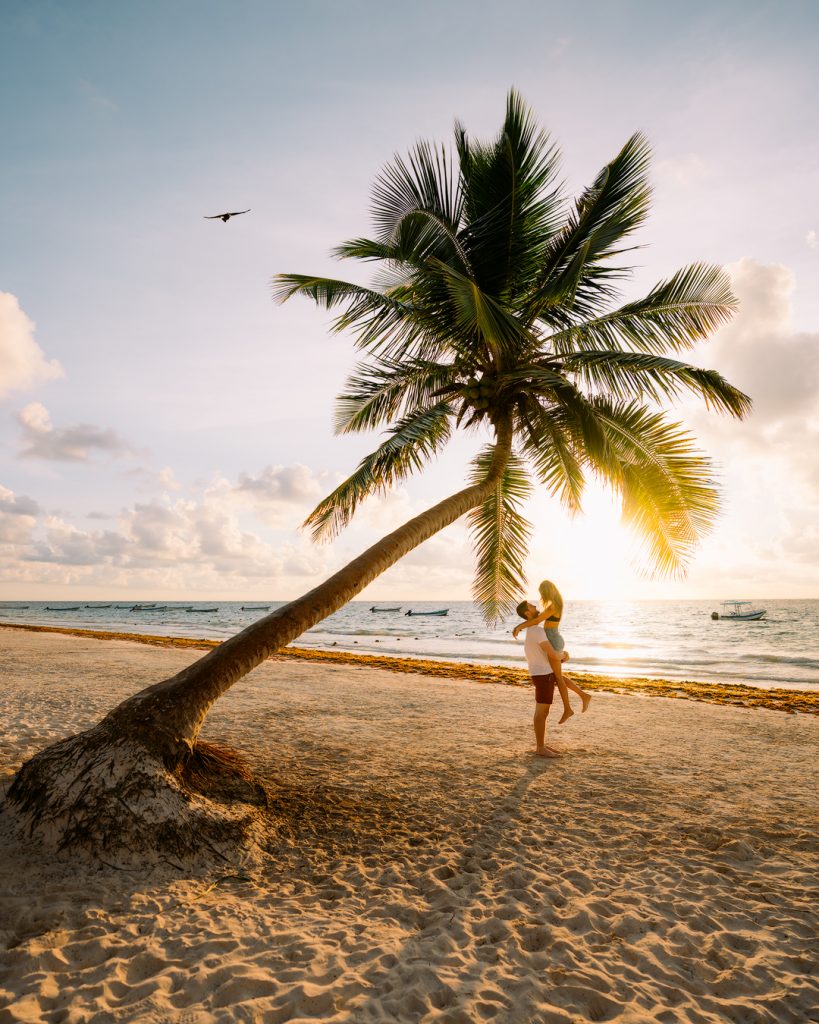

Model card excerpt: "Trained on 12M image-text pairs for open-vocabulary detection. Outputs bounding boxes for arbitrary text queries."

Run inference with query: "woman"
[513,580,592,724]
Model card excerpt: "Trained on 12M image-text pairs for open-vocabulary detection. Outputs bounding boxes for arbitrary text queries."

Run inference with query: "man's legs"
[533,702,560,757]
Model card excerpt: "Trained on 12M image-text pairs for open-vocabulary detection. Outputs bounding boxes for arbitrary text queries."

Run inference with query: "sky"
[1,0,817,602]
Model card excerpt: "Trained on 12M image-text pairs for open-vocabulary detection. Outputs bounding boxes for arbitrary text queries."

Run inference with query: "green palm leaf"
[517,401,585,514]
[546,263,738,355]
[561,350,752,416]
[335,357,455,434]
[588,399,720,575]
[303,401,453,540]
[467,447,533,623]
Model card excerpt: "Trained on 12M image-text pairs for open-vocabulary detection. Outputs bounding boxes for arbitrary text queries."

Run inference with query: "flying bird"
[204,209,250,222]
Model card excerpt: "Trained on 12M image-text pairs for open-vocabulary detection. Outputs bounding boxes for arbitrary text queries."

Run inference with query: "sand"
[0,628,817,1023]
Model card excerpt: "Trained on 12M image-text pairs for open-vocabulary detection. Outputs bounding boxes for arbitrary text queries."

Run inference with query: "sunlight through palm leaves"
[276,89,749,621]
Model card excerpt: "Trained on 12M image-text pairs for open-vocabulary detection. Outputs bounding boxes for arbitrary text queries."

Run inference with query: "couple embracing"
[514,580,592,759]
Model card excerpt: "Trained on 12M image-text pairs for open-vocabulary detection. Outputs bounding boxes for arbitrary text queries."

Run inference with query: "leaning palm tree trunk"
[5,422,513,865]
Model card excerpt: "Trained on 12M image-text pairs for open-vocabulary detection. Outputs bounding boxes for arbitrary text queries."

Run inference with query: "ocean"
[2,599,817,690]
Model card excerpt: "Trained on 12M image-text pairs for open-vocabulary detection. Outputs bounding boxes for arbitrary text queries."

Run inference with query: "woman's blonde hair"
[538,580,563,619]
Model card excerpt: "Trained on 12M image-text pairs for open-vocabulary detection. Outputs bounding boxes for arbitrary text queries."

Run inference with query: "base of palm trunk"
[4,724,268,869]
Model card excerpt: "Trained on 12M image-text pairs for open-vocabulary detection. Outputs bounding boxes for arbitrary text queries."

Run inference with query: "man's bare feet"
[535,747,562,758]
[558,707,574,725]
[581,692,592,713]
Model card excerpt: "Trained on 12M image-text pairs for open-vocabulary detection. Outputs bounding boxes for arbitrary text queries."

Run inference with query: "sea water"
[2,599,817,689]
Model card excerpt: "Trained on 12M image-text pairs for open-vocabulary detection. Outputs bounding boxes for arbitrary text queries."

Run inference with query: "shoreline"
[2,621,816,715]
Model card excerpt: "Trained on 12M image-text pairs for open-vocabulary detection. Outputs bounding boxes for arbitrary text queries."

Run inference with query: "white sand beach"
[1,628,817,1023]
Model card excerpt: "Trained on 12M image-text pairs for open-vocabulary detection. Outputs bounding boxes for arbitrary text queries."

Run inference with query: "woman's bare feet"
[535,746,562,758]
[581,692,592,713]
[558,706,574,725]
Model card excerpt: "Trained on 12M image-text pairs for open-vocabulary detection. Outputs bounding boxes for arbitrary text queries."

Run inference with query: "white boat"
[370,606,401,612]
[405,608,449,617]
[711,600,766,621]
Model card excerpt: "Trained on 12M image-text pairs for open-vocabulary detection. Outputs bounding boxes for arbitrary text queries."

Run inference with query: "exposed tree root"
[3,725,270,870]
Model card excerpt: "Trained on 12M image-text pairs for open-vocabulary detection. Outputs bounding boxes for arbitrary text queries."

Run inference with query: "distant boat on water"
[370,606,401,612]
[187,607,218,613]
[85,604,112,608]
[242,605,270,611]
[131,605,168,611]
[405,608,449,617]
[46,606,80,611]
[711,600,766,621]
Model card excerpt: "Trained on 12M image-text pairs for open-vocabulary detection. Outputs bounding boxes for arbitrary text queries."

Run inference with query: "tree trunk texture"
[5,422,513,866]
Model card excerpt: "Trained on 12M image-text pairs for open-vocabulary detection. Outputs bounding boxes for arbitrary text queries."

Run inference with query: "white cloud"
[0,485,39,547]
[17,402,137,461]
[674,258,819,594]
[697,258,819,428]
[230,463,336,528]
[6,480,329,593]
[807,230,817,250]
[0,293,63,399]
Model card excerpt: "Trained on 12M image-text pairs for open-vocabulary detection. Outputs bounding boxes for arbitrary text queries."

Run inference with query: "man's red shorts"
[531,673,556,705]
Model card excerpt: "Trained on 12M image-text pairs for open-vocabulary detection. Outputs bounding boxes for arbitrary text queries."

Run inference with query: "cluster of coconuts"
[461,375,495,411]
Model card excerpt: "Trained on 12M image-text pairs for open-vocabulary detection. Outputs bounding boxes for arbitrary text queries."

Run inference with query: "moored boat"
[187,607,218,613]
[242,605,270,611]
[45,606,80,611]
[711,600,766,621]
[405,608,449,617]
[370,606,401,612]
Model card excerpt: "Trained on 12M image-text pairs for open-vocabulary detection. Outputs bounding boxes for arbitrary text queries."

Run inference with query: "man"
[516,599,569,758]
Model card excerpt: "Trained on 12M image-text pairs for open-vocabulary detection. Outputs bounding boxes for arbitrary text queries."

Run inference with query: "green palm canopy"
[274,90,749,623]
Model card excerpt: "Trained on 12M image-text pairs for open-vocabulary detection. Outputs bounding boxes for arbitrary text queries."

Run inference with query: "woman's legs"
[543,641,573,723]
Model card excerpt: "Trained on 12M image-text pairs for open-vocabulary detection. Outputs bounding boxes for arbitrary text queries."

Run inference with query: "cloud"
[807,230,817,250]
[235,464,324,503]
[700,258,819,427]
[230,463,336,528]
[12,485,328,591]
[0,485,39,547]
[0,293,63,399]
[17,402,136,461]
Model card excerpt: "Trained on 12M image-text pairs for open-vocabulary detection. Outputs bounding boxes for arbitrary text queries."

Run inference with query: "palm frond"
[588,399,720,576]
[430,258,536,362]
[561,349,752,416]
[467,446,533,624]
[517,400,585,514]
[335,357,455,434]
[303,402,453,540]
[457,89,564,301]
[370,140,462,244]
[546,263,738,355]
[529,132,653,322]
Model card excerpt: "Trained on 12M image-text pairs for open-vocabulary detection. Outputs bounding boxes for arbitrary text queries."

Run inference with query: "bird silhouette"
[204,209,250,222]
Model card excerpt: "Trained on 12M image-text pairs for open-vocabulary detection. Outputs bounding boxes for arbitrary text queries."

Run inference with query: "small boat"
[46,606,80,611]
[242,605,270,611]
[187,607,218,613]
[85,604,112,608]
[131,605,168,611]
[5,605,30,609]
[370,606,401,612]
[711,600,766,621]
[405,608,449,617]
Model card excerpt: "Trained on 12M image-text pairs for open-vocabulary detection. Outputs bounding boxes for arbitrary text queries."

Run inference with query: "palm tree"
[6,91,749,863]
